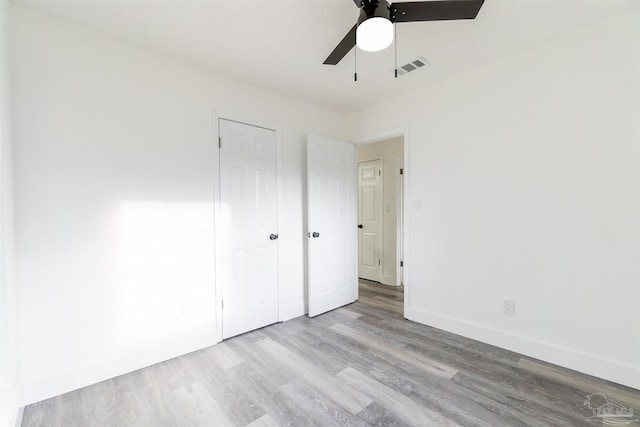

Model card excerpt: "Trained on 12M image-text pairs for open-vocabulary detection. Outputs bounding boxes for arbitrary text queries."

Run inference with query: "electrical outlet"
[503,299,515,316]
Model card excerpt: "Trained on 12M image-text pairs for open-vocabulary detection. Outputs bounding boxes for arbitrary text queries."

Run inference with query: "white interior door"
[358,160,382,282]
[307,135,357,317]
[220,119,278,339]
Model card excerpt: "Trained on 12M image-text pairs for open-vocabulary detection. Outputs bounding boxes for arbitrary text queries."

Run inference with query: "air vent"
[395,56,430,77]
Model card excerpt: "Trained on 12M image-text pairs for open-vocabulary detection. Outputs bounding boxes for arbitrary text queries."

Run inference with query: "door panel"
[220,119,278,339]
[362,233,376,267]
[307,135,357,317]
[362,187,376,220]
[358,160,382,281]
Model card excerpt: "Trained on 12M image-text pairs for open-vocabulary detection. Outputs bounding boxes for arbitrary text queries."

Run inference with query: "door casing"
[396,155,404,287]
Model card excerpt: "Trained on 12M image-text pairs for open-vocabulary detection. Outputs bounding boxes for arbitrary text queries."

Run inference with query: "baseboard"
[280,302,306,322]
[405,305,640,390]
[20,327,220,406]
[0,385,23,427]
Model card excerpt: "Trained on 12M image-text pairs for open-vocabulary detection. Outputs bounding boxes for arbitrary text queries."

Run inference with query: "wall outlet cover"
[503,299,515,316]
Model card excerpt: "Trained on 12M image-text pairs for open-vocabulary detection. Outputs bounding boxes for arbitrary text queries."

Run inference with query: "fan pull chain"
[394,24,398,78]
[354,45,358,82]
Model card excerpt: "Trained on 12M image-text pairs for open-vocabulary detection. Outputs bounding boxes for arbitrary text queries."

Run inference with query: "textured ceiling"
[16,0,639,112]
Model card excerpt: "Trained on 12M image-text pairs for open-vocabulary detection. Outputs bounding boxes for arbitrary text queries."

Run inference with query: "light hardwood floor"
[22,280,640,426]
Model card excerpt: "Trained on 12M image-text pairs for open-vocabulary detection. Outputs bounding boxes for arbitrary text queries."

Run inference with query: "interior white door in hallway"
[358,160,382,282]
[219,119,279,339]
[307,135,357,317]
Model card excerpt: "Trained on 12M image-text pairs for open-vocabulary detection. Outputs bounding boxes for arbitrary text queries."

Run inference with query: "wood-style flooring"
[22,280,640,426]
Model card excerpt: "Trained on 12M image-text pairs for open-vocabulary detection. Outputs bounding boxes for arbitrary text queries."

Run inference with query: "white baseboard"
[21,327,220,406]
[280,302,306,322]
[405,305,640,390]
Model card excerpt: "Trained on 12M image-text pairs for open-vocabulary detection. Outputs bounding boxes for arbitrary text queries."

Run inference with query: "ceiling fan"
[323,0,485,65]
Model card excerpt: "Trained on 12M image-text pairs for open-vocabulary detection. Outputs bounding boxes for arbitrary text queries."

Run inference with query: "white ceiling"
[17,0,639,112]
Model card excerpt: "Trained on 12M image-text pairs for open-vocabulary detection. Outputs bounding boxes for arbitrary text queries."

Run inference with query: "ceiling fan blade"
[323,24,357,65]
[390,0,484,23]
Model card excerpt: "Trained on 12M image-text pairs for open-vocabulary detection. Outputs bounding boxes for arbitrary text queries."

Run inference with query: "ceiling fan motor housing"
[358,0,391,25]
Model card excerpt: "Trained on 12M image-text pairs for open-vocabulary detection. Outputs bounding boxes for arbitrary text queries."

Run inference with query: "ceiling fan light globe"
[356,17,393,52]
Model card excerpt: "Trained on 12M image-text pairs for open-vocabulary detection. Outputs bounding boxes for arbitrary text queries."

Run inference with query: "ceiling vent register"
[396,57,429,76]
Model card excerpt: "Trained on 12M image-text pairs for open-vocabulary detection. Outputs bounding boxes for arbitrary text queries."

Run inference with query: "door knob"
[358,224,363,229]
[312,232,320,238]
[269,234,278,240]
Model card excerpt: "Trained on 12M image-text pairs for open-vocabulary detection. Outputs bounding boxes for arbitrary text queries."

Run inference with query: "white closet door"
[220,119,278,339]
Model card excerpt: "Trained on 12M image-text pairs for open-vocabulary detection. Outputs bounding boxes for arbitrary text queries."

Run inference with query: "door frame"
[212,112,283,343]
[355,126,410,315]
[357,156,384,283]
[396,155,404,287]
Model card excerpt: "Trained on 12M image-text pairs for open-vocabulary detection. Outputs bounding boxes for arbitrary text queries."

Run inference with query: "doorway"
[305,129,408,319]
[356,136,404,288]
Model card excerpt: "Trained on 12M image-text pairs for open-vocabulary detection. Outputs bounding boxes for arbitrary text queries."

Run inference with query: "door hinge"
[218,137,221,148]
[400,168,404,175]
[378,259,381,266]
[400,260,404,267]
[221,299,224,310]
[378,170,381,176]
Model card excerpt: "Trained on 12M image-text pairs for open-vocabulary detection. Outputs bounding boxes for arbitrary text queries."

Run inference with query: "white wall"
[11,4,352,405]
[353,11,640,389]
[0,0,21,425]
[357,137,404,286]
